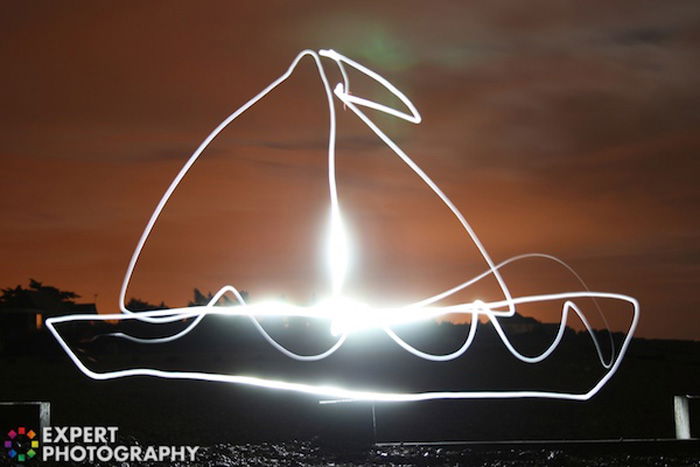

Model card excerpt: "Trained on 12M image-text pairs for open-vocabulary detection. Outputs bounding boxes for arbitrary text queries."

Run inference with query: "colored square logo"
[5,426,40,463]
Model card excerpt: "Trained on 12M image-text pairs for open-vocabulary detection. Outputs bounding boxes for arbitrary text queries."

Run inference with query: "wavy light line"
[46,49,639,402]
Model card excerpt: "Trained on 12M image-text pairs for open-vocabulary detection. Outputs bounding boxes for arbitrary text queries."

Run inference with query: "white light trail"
[46,49,639,402]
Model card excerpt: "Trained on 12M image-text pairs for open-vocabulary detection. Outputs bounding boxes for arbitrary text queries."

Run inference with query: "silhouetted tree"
[188,288,213,307]
[125,297,168,311]
[187,288,248,307]
[0,279,80,316]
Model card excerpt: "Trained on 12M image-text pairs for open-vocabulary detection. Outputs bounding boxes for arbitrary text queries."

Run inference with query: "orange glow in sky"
[1,1,698,340]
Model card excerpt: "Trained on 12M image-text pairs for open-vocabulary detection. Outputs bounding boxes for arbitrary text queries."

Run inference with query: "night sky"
[1,2,698,340]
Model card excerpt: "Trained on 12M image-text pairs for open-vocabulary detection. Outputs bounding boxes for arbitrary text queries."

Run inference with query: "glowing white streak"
[215,285,349,361]
[383,309,479,362]
[45,291,638,401]
[47,49,639,402]
[320,52,517,319]
[391,254,616,367]
[318,49,421,124]
[328,210,349,297]
[118,49,340,320]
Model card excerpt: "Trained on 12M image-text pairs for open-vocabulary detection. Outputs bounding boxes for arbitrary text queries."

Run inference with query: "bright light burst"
[46,49,639,402]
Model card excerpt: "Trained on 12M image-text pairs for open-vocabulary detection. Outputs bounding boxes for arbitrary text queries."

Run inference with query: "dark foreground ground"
[180,440,700,467]
[3,324,698,444]
[5,439,697,466]
[1,320,699,465]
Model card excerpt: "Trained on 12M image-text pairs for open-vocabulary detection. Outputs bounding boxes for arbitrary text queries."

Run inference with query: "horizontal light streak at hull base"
[46,290,638,402]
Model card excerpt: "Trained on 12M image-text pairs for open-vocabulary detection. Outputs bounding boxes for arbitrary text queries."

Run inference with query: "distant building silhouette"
[498,312,540,335]
[0,279,96,352]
